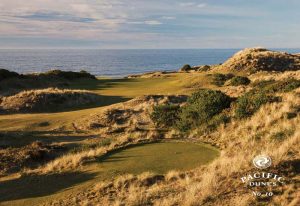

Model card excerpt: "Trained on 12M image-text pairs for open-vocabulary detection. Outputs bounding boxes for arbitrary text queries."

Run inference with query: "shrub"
[270,129,294,141]
[176,89,232,131]
[209,73,234,86]
[235,90,279,118]
[179,64,192,72]
[253,79,300,93]
[150,104,180,128]
[43,70,96,79]
[229,76,251,86]
[0,69,20,81]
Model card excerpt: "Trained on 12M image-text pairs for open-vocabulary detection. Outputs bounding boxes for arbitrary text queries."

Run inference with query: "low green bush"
[179,64,192,72]
[229,76,251,86]
[150,104,180,128]
[209,73,234,86]
[151,90,232,132]
[176,89,232,131]
[252,79,300,93]
[0,69,20,81]
[235,90,279,118]
[42,70,96,79]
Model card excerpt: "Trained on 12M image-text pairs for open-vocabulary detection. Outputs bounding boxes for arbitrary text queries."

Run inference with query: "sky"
[0,0,299,49]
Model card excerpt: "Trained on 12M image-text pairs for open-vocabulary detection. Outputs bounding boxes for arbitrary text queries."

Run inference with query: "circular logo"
[253,155,272,169]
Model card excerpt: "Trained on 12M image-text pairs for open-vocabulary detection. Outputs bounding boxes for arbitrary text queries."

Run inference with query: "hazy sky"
[0,0,299,49]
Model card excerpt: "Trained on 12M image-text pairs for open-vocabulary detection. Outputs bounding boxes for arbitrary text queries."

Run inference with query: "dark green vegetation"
[0,69,96,81]
[252,78,300,93]
[270,129,294,142]
[229,76,251,86]
[179,64,192,72]
[150,105,180,128]
[234,90,280,118]
[208,73,234,86]
[42,70,96,80]
[151,89,232,132]
[0,69,97,96]
[234,78,300,119]
[0,69,20,81]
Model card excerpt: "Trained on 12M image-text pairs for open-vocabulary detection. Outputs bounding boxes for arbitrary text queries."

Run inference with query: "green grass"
[97,142,219,174]
[0,141,219,206]
[69,73,212,98]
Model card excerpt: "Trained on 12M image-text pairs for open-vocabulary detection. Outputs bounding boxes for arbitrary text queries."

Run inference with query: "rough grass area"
[0,88,102,113]
[0,141,63,175]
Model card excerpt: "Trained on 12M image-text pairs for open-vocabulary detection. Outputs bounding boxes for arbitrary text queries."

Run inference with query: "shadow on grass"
[0,171,96,202]
[0,130,97,148]
[96,142,159,164]
[68,78,138,92]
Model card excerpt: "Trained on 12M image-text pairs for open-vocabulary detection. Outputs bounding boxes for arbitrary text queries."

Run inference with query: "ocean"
[1,49,299,77]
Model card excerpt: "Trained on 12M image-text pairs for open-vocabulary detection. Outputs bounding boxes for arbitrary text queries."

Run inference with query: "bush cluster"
[209,73,234,86]
[0,69,20,81]
[179,64,192,72]
[42,70,96,80]
[150,105,180,128]
[252,79,300,93]
[151,89,232,132]
[229,76,251,86]
[235,90,280,118]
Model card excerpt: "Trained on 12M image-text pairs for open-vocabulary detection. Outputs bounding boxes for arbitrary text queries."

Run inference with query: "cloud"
[144,20,162,25]
[0,0,298,48]
[179,2,207,8]
[197,3,207,8]
[16,11,96,23]
[161,16,176,20]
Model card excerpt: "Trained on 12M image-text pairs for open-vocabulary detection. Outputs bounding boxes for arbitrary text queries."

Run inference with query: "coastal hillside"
[0,48,299,206]
[215,47,300,72]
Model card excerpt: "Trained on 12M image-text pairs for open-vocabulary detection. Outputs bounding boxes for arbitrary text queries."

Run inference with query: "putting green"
[97,142,219,175]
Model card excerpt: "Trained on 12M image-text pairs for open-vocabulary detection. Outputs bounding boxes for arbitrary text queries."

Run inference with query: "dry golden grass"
[250,70,300,82]
[215,47,300,72]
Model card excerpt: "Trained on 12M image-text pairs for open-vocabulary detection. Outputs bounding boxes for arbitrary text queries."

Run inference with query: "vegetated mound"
[37,69,96,80]
[216,47,300,72]
[0,69,20,81]
[75,95,187,133]
[0,69,97,96]
[0,88,101,113]
[0,69,96,81]
[0,141,63,175]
